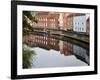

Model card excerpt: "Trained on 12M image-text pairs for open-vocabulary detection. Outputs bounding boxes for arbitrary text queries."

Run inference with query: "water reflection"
[23,33,89,68]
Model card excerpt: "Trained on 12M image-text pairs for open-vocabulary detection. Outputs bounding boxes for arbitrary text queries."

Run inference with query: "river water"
[24,33,89,68]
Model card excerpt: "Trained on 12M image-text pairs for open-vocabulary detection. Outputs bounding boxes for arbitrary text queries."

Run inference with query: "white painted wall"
[59,13,63,29]
[73,15,86,32]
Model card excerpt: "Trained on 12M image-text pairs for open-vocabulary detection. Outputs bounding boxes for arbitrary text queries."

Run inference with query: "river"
[23,33,89,68]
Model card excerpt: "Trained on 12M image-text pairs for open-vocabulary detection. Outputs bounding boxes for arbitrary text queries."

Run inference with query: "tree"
[23,11,38,36]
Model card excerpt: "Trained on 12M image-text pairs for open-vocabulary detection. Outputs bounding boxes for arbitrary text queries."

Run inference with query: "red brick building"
[32,12,75,31]
[32,12,48,29]
[62,13,72,30]
[58,13,73,31]
[48,13,59,29]
[32,12,89,33]
[32,12,59,30]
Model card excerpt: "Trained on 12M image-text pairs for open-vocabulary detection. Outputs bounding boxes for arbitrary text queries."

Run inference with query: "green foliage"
[23,11,38,36]
[23,45,36,68]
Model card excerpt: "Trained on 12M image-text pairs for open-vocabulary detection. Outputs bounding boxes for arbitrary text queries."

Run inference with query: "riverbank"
[32,29,89,44]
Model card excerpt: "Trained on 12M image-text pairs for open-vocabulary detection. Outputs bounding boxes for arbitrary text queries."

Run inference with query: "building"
[67,13,87,32]
[48,13,59,29]
[32,12,48,29]
[86,17,90,35]
[65,13,73,31]
[58,13,72,30]
[73,14,86,32]
[31,12,90,33]
[32,12,59,30]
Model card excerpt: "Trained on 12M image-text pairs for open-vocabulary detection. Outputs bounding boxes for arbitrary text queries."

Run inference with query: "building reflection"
[73,45,89,64]
[59,40,73,56]
[23,34,89,65]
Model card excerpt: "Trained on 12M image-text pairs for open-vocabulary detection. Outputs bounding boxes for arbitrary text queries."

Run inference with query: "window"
[78,22,79,25]
[82,28,83,31]
[46,18,47,21]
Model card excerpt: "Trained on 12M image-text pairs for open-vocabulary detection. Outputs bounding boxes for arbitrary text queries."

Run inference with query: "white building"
[73,15,86,32]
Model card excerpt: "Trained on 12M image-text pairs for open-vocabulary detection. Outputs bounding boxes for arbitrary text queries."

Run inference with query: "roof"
[67,13,86,17]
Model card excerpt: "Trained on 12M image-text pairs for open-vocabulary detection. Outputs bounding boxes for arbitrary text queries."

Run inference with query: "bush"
[23,45,36,68]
